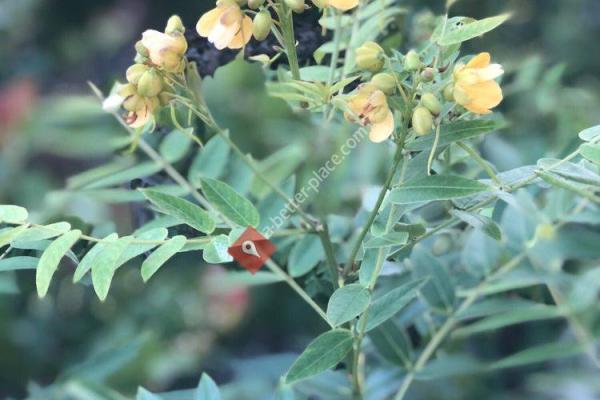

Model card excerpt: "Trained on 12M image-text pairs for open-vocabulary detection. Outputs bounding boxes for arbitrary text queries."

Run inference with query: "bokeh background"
[1,0,599,399]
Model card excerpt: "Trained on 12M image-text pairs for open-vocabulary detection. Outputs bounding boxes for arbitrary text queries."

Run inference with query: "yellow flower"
[140,30,187,73]
[312,0,359,10]
[125,97,159,128]
[197,1,253,50]
[453,52,504,114]
[345,84,395,143]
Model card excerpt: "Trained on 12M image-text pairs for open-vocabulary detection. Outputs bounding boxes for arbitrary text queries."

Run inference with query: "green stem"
[277,0,301,80]
[457,141,502,186]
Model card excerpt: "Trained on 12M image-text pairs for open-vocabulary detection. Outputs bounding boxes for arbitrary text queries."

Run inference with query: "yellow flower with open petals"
[197,1,253,50]
[313,0,359,11]
[141,30,187,73]
[453,52,504,114]
[345,84,395,143]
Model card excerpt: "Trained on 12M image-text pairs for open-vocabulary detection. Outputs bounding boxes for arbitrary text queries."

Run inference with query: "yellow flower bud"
[443,83,454,101]
[535,223,555,241]
[311,0,328,7]
[412,106,433,136]
[248,0,266,8]
[123,94,146,112]
[141,30,188,72]
[135,41,149,57]
[421,92,441,116]
[126,64,150,85]
[137,69,163,97]
[356,42,384,73]
[370,73,396,95]
[252,10,272,41]
[117,83,137,98]
[404,50,422,71]
[285,0,305,12]
[165,15,185,35]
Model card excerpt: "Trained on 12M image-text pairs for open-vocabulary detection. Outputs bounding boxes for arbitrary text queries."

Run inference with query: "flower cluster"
[114,16,188,128]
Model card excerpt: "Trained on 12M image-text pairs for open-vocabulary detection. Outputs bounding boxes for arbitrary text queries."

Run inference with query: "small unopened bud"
[137,69,163,97]
[356,41,385,73]
[404,50,422,71]
[443,84,454,101]
[370,73,396,95]
[126,64,150,85]
[432,235,452,255]
[412,106,433,135]
[285,0,305,13]
[421,67,435,82]
[311,0,328,7]
[253,10,272,41]
[135,41,149,57]
[535,223,555,241]
[123,94,145,112]
[235,0,248,5]
[117,83,137,98]
[421,92,441,115]
[165,15,185,35]
[248,0,266,8]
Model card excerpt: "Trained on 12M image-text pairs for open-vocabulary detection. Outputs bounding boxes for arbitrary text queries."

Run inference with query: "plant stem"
[276,0,301,80]
[457,141,502,186]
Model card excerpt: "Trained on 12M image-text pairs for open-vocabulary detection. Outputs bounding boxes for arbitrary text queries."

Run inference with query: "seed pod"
[126,64,149,85]
[404,50,422,71]
[355,41,384,73]
[165,15,185,34]
[252,10,272,41]
[443,84,454,101]
[412,106,433,135]
[421,92,441,115]
[137,69,163,97]
[370,73,396,95]
[420,67,435,82]
[248,0,266,8]
[285,0,305,13]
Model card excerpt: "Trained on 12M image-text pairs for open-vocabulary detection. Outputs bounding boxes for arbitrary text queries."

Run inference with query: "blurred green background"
[1,0,599,399]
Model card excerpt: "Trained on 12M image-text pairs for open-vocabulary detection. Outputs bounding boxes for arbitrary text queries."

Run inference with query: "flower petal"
[464,80,503,114]
[329,0,359,11]
[466,52,491,69]
[369,110,394,143]
[228,15,253,49]
[196,7,223,37]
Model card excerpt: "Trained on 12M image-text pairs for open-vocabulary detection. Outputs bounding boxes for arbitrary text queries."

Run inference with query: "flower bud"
[443,84,454,101]
[235,0,248,5]
[420,67,435,82]
[421,92,441,115]
[535,223,555,241]
[117,83,137,98]
[123,94,146,112]
[252,10,272,41]
[135,40,149,57]
[137,69,163,97]
[412,106,433,135]
[404,50,422,71]
[370,73,396,95]
[311,0,328,7]
[355,41,384,73]
[285,0,305,13]
[248,0,266,8]
[126,64,150,85]
[165,15,185,35]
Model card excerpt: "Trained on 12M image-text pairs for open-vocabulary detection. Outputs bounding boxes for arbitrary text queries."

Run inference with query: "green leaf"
[0,226,28,248]
[578,125,600,142]
[13,222,71,243]
[405,120,504,151]
[73,233,119,282]
[250,145,304,199]
[390,175,489,204]
[201,178,260,227]
[288,234,325,277]
[326,284,371,326]
[141,235,186,282]
[36,230,81,297]
[451,210,503,240]
[202,234,233,264]
[117,228,168,266]
[141,189,215,234]
[580,143,600,165]
[189,135,230,184]
[82,161,162,190]
[364,231,409,249]
[0,205,28,224]
[0,256,39,271]
[285,329,353,384]
[92,237,133,301]
[136,388,161,400]
[369,320,413,367]
[411,247,455,311]
[438,14,510,46]
[364,279,425,332]
[488,341,584,371]
[196,373,221,400]
[416,355,482,380]
[159,129,192,162]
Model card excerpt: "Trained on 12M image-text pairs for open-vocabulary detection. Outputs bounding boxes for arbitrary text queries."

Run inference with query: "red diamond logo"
[228,227,276,274]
